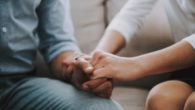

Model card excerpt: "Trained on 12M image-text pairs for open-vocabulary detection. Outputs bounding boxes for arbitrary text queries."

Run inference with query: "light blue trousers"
[0,77,122,110]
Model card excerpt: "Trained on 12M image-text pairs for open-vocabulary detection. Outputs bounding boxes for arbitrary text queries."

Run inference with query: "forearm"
[94,30,126,54]
[133,40,195,78]
[94,0,157,54]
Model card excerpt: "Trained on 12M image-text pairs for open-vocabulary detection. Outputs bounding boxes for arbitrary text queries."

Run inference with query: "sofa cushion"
[106,0,128,23]
[70,0,106,53]
[112,87,148,110]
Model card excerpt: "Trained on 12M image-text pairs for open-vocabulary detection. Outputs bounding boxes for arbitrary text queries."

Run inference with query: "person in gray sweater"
[0,0,122,110]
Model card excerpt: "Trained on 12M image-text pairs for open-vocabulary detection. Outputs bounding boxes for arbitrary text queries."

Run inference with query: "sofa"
[36,0,174,110]
[70,0,174,109]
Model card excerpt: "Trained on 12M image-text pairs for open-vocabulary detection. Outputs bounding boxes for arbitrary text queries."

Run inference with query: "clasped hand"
[62,51,141,99]
[61,52,113,99]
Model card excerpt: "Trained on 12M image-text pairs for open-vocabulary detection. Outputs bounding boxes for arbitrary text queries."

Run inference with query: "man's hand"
[82,78,113,98]
[70,66,90,89]
[51,51,113,98]
[74,56,113,98]
[50,51,79,80]
[61,52,90,89]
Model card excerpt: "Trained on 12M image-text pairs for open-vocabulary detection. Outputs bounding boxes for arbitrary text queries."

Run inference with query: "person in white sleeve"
[75,0,195,110]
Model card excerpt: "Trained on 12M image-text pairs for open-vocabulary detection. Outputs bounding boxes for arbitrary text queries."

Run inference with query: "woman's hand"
[73,54,114,99]
[91,51,144,81]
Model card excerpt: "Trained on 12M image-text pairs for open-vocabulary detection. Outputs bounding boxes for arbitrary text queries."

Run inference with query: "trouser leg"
[0,77,122,110]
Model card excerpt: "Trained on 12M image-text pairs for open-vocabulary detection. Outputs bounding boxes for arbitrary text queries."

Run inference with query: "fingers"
[71,67,90,90]
[82,78,107,90]
[58,63,74,82]
[93,81,113,99]
[74,56,94,75]
[73,51,108,76]
[92,67,113,79]
[91,51,105,66]
[65,64,74,79]
[82,78,113,99]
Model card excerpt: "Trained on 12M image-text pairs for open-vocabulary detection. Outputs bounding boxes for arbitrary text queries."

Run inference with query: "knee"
[24,78,122,110]
[20,77,85,110]
[184,93,195,110]
[145,80,193,110]
[146,86,170,110]
[25,77,78,98]
[2,77,80,110]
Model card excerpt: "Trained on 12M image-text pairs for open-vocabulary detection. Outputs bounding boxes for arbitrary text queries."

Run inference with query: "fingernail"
[87,66,93,71]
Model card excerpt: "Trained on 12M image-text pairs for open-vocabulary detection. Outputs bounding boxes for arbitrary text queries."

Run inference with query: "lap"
[0,77,122,110]
[171,67,195,88]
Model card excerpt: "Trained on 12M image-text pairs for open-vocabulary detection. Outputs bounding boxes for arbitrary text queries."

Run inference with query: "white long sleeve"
[106,0,158,44]
[183,35,195,49]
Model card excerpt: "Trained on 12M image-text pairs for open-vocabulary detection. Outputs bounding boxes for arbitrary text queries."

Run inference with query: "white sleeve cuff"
[183,35,195,49]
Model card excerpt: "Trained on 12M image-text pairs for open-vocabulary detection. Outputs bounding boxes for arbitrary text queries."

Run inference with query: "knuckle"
[98,54,105,61]
[94,51,101,57]
[82,62,88,67]
[102,57,110,64]
[105,81,112,87]
[87,82,94,88]
[94,51,105,60]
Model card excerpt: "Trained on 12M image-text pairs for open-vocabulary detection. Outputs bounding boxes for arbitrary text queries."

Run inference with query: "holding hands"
[61,52,114,98]
[66,51,143,98]
[89,51,142,81]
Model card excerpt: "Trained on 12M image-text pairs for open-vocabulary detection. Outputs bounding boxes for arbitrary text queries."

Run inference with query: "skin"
[73,31,195,100]
[71,30,126,97]
[91,40,195,81]
[145,80,194,110]
[49,51,113,98]
[92,30,126,54]
[89,29,195,110]
[74,55,113,98]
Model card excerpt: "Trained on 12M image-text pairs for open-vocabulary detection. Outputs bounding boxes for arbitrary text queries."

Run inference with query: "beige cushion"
[106,0,128,22]
[112,87,148,110]
[70,0,106,53]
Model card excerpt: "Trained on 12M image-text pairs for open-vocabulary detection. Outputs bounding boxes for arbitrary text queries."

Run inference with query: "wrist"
[126,57,147,80]
[94,30,126,54]
[50,51,82,79]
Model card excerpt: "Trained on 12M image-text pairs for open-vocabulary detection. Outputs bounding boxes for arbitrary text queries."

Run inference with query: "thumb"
[74,57,94,75]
